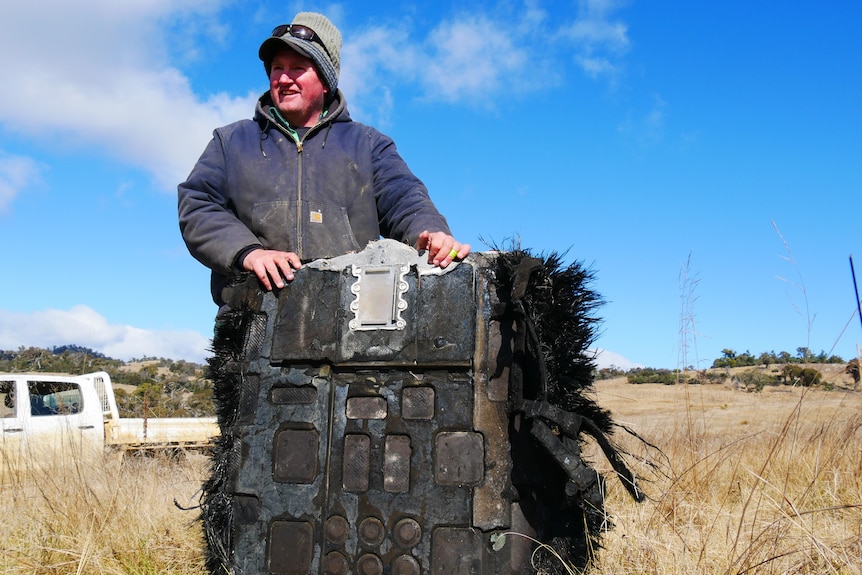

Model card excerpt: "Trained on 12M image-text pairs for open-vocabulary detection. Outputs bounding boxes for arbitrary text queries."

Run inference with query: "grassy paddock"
[0,451,208,575]
[585,378,862,574]
[3,375,860,574]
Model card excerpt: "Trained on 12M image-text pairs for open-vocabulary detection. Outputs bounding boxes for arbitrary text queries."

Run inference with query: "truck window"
[1,381,15,418]
[27,381,83,416]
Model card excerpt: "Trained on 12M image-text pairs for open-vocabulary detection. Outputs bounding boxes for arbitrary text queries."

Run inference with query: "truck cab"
[1,373,105,468]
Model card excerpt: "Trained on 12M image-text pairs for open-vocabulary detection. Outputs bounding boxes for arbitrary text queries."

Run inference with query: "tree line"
[594,348,858,389]
[711,347,845,369]
[0,345,214,417]
[4,344,858,402]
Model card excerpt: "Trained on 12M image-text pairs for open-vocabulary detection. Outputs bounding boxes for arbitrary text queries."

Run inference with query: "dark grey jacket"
[178,90,451,305]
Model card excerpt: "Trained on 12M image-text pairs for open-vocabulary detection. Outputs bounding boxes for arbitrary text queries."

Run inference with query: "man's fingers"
[244,249,302,291]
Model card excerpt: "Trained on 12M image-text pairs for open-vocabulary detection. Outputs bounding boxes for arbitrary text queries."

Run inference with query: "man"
[178,12,469,308]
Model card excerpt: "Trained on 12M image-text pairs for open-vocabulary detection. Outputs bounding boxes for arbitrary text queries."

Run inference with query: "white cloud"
[0,0,255,193]
[0,1,634,186]
[423,17,529,103]
[0,153,42,212]
[592,348,641,371]
[340,3,630,118]
[340,26,419,124]
[567,7,629,46]
[0,306,210,364]
[342,15,539,115]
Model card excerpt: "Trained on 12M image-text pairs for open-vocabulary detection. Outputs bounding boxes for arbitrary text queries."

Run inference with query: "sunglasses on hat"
[272,24,330,58]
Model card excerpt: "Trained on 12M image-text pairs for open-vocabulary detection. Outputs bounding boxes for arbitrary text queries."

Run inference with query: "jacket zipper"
[270,112,331,258]
[296,139,303,256]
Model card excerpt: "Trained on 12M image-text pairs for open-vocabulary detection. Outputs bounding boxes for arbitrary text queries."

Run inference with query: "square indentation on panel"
[273,429,318,483]
[384,435,411,493]
[431,527,483,575]
[401,386,435,420]
[434,432,484,486]
[343,434,371,492]
[268,521,314,575]
[346,396,387,419]
[271,386,317,405]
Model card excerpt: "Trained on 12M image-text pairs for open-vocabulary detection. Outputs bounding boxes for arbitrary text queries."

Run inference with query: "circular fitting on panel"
[358,517,386,546]
[322,552,349,575]
[356,553,384,575]
[392,518,422,547]
[392,554,421,575]
[324,515,349,543]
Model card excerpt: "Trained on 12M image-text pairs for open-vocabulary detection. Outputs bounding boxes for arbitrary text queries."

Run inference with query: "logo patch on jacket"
[310,210,323,224]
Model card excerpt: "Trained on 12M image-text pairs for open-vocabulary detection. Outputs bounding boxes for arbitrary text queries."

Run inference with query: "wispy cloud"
[0,306,210,363]
[618,93,668,144]
[561,0,631,80]
[0,153,42,212]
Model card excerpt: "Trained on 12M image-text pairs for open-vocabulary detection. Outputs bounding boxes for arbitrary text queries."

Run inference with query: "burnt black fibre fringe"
[200,306,254,575]
[492,247,644,573]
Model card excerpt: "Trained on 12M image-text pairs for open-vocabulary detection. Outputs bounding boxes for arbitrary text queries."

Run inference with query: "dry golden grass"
[3,371,860,574]
[0,452,209,575]
[585,377,862,575]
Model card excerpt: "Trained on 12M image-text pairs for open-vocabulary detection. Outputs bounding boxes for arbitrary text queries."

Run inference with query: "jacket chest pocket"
[251,201,362,259]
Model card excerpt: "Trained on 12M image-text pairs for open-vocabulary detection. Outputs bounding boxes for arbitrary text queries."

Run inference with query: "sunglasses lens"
[272,24,315,42]
[289,25,315,40]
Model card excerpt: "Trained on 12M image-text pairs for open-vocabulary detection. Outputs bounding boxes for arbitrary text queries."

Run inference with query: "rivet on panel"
[322,552,348,575]
[358,517,385,546]
[356,553,384,575]
[393,518,422,547]
[392,555,421,575]
[324,515,349,543]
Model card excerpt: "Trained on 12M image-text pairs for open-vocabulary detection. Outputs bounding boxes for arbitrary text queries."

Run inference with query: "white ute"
[0,371,219,468]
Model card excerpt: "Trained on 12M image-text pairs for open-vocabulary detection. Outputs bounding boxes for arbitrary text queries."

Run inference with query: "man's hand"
[416,231,471,268]
[242,249,302,290]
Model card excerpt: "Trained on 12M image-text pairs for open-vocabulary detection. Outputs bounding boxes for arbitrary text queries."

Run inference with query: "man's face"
[269,49,328,128]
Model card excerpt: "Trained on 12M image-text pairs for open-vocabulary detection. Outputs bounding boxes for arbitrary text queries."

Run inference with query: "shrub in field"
[627,368,677,385]
[733,368,780,392]
[781,364,822,386]
[846,358,860,389]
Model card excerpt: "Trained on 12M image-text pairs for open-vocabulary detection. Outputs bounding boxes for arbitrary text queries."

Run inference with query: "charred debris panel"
[202,239,642,575]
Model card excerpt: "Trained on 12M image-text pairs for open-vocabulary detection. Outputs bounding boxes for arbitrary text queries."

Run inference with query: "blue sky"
[1,0,860,370]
